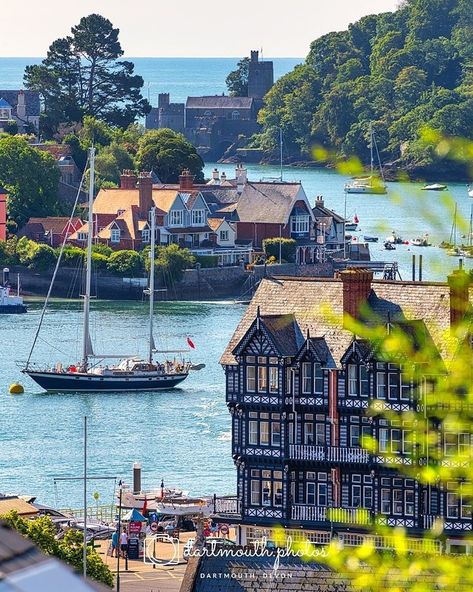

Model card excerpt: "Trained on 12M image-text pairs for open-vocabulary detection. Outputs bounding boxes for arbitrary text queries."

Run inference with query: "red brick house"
[18,217,83,247]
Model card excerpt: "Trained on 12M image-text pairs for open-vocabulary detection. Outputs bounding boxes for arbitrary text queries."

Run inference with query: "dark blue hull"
[23,370,188,393]
[0,304,27,314]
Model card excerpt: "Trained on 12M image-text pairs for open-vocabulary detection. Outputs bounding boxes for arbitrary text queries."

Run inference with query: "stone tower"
[247,50,274,99]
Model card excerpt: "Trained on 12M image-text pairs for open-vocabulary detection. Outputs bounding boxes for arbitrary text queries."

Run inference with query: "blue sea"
[0,57,301,105]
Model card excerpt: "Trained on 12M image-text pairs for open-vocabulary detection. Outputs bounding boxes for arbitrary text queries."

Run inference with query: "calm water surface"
[1,301,244,507]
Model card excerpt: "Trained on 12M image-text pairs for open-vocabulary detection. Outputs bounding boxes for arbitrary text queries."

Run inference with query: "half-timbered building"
[217,269,473,553]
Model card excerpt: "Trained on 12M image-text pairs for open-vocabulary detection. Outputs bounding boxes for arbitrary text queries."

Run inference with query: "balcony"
[291,505,372,525]
[213,496,240,518]
[288,445,370,464]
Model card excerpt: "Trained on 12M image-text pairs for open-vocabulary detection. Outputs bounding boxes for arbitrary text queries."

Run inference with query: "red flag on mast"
[354,213,359,224]
[141,495,148,516]
[187,337,196,349]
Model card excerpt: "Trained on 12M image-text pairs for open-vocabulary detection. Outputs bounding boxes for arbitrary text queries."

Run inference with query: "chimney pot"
[120,170,138,190]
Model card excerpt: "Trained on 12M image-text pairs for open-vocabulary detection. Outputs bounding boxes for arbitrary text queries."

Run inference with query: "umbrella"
[123,508,147,522]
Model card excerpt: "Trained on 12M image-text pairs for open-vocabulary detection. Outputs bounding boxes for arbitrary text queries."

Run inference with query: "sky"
[1,0,400,58]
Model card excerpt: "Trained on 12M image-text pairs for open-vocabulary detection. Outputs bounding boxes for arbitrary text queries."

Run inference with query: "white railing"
[291,505,371,524]
[214,496,240,515]
[288,445,369,463]
[289,445,325,461]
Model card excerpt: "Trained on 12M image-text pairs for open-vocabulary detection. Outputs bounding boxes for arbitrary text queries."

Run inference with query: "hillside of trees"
[255,0,473,179]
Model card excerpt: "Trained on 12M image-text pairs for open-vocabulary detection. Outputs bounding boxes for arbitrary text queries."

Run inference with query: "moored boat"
[422,183,447,191]
[0,269,26,314]
[364,235,379,242]
[410,234,431,247]
[23,148,194,393]
[344,123,387,195]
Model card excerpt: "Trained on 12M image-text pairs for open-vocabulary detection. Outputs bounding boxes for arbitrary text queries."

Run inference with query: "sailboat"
[345,123,387,195]
[22,148,191,393]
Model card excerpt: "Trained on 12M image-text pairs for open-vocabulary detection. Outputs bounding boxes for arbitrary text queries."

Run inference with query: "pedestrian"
[111,529,119,558]
[119,527,128,558]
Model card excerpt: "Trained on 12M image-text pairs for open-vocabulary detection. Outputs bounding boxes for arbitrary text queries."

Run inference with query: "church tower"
[247,50,274,99]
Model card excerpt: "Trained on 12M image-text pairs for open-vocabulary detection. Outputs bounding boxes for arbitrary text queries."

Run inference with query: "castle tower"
[247,50,274,99]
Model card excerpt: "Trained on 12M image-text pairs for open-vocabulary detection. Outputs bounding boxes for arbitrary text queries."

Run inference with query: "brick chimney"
[179,169,194,191]
[120,169,138,190]
[448,270,470,328]
[315,195,324,209]
[339,268,374,321]
[138,172,153,215]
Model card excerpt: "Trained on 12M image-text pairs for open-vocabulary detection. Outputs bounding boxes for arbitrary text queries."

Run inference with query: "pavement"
[97,532,194,592]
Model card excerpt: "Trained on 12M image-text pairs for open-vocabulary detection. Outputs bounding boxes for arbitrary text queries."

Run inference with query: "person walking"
[111,529,119,558]
[119,527,128,559]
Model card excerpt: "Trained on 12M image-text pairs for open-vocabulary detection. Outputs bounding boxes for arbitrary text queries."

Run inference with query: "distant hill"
[255,0,473,179]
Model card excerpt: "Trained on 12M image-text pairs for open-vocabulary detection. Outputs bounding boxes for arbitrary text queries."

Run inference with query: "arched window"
[232,110,240,121]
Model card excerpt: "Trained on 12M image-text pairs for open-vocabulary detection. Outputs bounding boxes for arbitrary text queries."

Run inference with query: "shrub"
[16,236,34,265]
[91,252,109,270]
[107,249,143,276]
[61,246,84,266]
[28,243,57,271]
[263,238,296,262]
[195,255,219,268]
[155,244,195,283]
[0,238,19,266]
[91,243,113,257]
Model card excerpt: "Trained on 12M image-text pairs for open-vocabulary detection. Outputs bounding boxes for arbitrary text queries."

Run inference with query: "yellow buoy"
[9,383,24,395]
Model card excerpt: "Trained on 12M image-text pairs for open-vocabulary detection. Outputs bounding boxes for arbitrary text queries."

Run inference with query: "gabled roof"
[228,181,309,225]
[313,204,345,223]
[221,277,468,366]
[186,96,254,110]
[0,90,40,116]
[93,188,179,215]
[25,217,82,236]
[0,97,12,109]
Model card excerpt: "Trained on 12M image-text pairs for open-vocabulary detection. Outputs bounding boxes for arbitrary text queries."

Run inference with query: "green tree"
[0,136,61,227]
[226,57,250,97]
[136,129,204,183]
[107,249,143,276]
[153,244,195,283]
[263,238,297,262]
[394,66,428,111]
[24,14,150,134]
[95,142,135,186]
[1,511,113,587]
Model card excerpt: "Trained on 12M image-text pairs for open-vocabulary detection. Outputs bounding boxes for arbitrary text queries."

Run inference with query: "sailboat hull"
[23,370,189,393]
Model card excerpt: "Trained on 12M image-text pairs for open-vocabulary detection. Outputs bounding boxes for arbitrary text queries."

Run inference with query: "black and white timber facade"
[216,270,473,554]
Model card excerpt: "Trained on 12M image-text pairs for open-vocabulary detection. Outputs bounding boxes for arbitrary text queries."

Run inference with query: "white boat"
[23,148,193,393]
[345,123,387,195]
[411,234,431,247]
[385,232,404,245]
[468,185,473,198]
[0,269,26,314]
[118,488,213,516]
[422,183,447,191]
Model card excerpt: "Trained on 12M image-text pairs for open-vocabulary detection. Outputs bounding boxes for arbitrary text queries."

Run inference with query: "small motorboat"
[468,186,473,198]
[345,222,358,231]
[422,183,447,191]
[384,241,396,250]
[385,231,404,245]
[364,235,379,242]
[411,234,431,247]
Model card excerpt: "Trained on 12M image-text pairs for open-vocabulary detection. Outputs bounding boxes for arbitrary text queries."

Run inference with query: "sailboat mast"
[81,147,95,370]
[148,206,156,364]
[369,121,374,176]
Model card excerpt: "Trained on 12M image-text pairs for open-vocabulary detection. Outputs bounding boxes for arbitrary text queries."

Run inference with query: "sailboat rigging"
[345,122,387,195]
[23,148,191,393]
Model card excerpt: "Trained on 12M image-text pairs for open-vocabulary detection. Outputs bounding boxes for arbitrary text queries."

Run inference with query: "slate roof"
[0,97,12,109]
[221,276,468,366]
[261,314,304,357]
[186,96,254,110]
[228,182,306,224]
[313,203,345,224]
[188,554,349,592]
[24,217,82,236]
[0,90,40,117]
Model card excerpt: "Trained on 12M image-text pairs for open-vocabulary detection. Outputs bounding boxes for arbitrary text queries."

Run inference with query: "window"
[274,472,283,506]
[305,423,314,445]
[246,366,256,392]
[269,367,278,393]
[350,425,360,447]
[286,368,292,394]
[258,366,267,392]
[391,429,402,453]
[315,423,325,446]
[405,490,414,516]
[364,486,373,509]
[388,373,400,399]
[360,365,369,396]
[77,232,87,241]
[379,428,389,452]
[191,209,205,226]
[348,364,358,396]
[271,422,281,446]
[249,421,258,445]
[141,228,150,243]
[352,485,362,508]
[307,482,316,505]
[291,215,310,234]
[302,362,311,394]
[318,483,328,506]
[377,372,387,399]
[219,230,229,242]
[314,364,324,394]
[393,490,403,515]
[401,374,411,400]
[447,489,459,518]
[169,210,184,226]
[260,421,269,445]
[232,110,240,120]
[110,228,121,243]
[251,480,260,505]
[381,489,390,514]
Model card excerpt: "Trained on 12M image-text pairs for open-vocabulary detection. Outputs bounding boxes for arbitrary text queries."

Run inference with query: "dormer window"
[191,209,205,226]
[110,228,121,243]
[291,214,310,234]
[347,363,369,397]
[141,228,150,243]
[117,209,125,216]
[169,210,184,226]
[0,98,12,120]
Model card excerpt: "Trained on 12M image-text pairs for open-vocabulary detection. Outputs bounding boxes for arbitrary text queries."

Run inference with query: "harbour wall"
[11,262,333,301]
